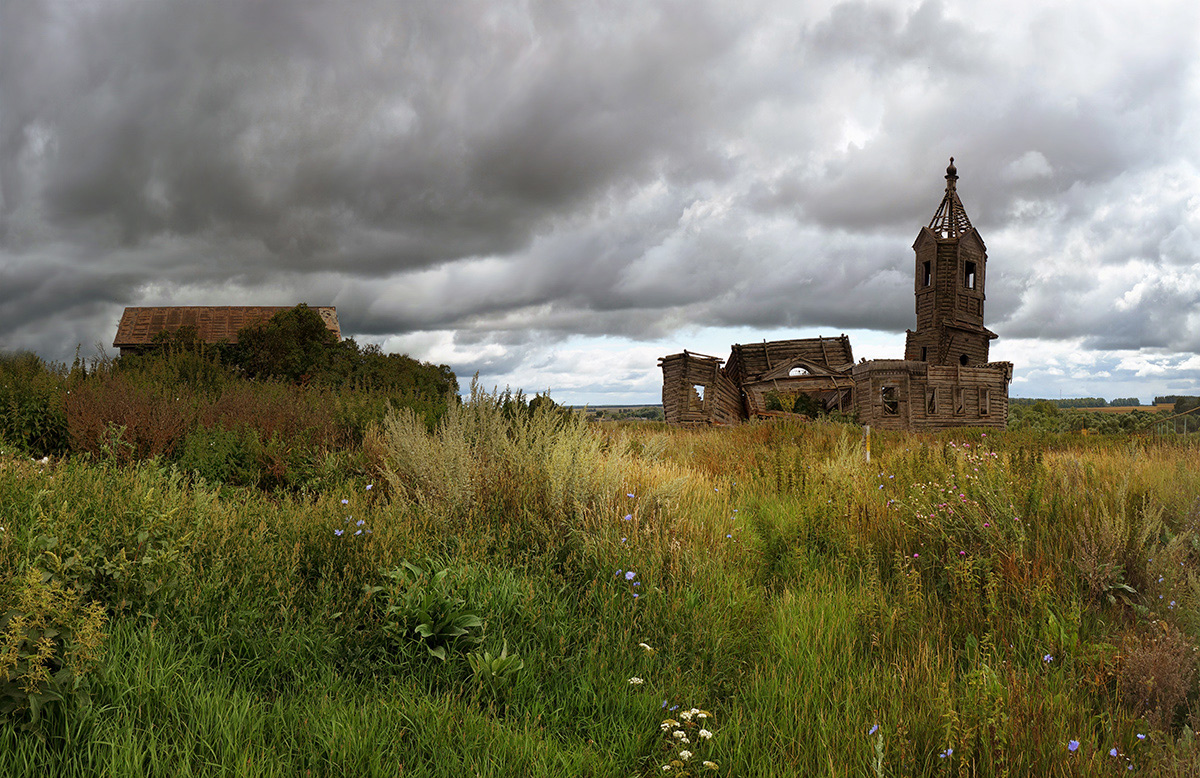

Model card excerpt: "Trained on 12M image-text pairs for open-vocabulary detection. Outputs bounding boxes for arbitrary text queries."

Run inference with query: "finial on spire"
[929,158,972,238]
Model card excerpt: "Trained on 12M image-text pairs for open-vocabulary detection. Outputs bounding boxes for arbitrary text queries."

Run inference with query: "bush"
[0,353,70,456]
[0,569,107,735]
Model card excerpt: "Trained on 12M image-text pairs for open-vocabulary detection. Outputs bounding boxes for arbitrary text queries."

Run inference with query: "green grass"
[4,400,1200,776]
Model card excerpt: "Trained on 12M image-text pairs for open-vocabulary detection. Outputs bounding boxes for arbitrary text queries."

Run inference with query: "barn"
[113,305,340,356]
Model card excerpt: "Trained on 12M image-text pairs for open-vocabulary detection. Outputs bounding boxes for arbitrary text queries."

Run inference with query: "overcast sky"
[3,0,1199,404]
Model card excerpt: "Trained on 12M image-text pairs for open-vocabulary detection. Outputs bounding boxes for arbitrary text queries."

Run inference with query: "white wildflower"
[679,750,693,761]
[679,711,693,721]
[699,729,713,740]
[661,766,671,772]
[702,761,719,770]
[628,677,644,685]
[672,730,686,739]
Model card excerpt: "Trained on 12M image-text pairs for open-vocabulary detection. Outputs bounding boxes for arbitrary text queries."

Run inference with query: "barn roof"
[113,306,340,348]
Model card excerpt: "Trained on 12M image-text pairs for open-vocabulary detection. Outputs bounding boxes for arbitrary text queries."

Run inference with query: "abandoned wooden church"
[659,160,1013,430]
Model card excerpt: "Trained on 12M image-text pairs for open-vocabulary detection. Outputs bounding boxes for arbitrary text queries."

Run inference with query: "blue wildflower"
[625,571,636,580]
[624,514,633,521]
[1110,748,1118,757]
[1068,740,1080,752]
[868,724,879,736]
[334,529,343,536]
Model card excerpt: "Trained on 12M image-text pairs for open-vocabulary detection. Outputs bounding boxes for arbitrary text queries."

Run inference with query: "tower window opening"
[926,388,937,415]
[980,388,990,416]
[954,387,965,415]
[964,261,977,289]
[921,347,928,361]
[922,261,932,287]
[882,386,899,415]
[960,354,969,366]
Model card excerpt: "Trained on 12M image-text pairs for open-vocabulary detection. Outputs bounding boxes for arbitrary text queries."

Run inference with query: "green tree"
[229,305,337,384]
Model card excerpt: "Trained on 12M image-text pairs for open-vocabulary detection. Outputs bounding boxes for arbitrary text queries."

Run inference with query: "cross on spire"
[928,157,973,239]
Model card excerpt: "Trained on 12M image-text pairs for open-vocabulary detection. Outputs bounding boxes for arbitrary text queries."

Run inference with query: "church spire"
[928,157,973,239]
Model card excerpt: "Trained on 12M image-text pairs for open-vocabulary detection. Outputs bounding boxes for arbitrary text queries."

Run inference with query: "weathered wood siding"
[725,336,854,385]
[852,360,1011,431]
[659,352,742,425]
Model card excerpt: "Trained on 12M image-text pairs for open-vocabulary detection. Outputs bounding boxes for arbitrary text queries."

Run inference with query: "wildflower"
[660,719,678,730]
[983,522,990,527]
[616,569,623,578]
[1110,748,1118,757]
[1137,734,1146,740]
[1068,740,1080,752]
[621,538,627,543]
[624,514,633,521]
[869,724,879,736]
[366,484,373,490]
[696,711,708,719]
[633,593,640,599]
[627,493,635,498]
[626,571,636,580]
[341,499,349,505]
[680,711,693,721]
[699,729,713,739]
[703,762,718,770]
[673,731,687,739]
[633,582,641,587]
[679,750,693,760]
[629,677,644,685]
[913,553,919,558]
[662,766,671,772]
[1043,654,1053,663]
[356,519,365,526]
[354,530,362,536]
[334,529,343,536]
[726,534,732,538]
[1171,600,1177,609]
[959,550,966,556]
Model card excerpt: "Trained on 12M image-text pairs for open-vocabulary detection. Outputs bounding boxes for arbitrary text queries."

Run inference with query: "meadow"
[4,381,1200,776]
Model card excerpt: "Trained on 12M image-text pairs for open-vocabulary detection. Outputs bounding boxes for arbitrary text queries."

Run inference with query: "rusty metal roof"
[113,306,340,347]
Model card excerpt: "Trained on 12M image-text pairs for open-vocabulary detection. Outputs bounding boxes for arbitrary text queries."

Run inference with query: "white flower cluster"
[659,708,717,773]
[628,677,644,685]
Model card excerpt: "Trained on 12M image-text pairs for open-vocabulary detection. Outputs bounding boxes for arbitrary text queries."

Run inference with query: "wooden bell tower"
[904,158,997,366]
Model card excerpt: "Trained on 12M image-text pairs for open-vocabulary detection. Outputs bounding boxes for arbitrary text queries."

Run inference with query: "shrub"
[0,569,107,735]
[175,425,264,488]
[0,353,70,456]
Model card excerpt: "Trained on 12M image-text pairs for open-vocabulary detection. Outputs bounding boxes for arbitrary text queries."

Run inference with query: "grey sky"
[2,0,1198,403]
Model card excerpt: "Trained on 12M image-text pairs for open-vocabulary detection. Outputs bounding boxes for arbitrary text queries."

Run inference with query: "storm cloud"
[2,0,1198,402]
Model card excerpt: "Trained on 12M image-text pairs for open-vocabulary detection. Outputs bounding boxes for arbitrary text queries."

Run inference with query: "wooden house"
[113,305,340,356]
[660,160,1013,430]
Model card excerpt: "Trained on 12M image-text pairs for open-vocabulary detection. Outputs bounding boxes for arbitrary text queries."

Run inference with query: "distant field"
[4,399,1200,776]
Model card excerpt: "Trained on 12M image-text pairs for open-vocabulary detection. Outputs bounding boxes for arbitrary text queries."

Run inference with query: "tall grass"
[3,402,1200,776]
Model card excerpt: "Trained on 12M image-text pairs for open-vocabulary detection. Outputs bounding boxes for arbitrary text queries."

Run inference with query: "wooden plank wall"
[659,353,742,425]
[852,360,1012,431]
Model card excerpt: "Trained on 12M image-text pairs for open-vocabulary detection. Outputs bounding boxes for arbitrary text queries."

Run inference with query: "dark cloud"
[1,0,1198,403]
